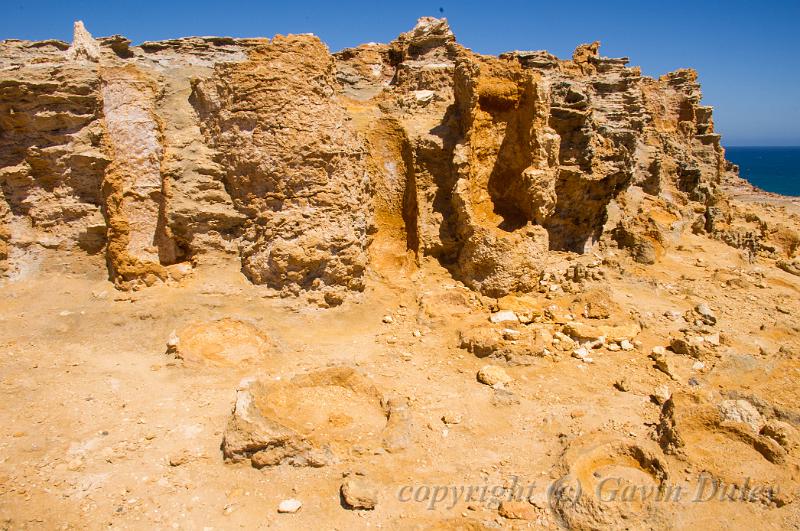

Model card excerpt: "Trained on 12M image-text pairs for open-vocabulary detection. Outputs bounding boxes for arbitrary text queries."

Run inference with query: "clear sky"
[2,0,798,146]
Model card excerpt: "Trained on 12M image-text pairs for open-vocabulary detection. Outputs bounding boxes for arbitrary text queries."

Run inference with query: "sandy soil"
[1,192,800,530]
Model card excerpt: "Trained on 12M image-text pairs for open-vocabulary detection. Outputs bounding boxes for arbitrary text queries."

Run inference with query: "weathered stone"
[650,351,679,380]
[694,303,717,325]
[340,479,379,510]
[563,321,640,343]
[719,399,763,432]
[458,327,501,358]
[777,258,800,276]
[498,500,537,520]
[496,294,543,323]
[489,310,518,324]
[477,365,512,386]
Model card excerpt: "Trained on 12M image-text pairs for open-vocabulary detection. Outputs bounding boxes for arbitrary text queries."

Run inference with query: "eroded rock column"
[101,65,174,286]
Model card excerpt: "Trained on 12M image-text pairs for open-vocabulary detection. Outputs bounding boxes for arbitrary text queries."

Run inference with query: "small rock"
[761,420,795,448]
[413,89,435,103]
[341,479,378,510]
[498,500,536,520]
[491,388,520,406]
[459,328,501,358]
[695,303,716,326]
[620,339,634,351]
[441,413,463,425]
[490,310,519,324]
[278,499,302,513]
[169,451,191,467]
[167,262,192,281]
[653,384,671,405]
[692,361,705,370]
[651,346,667,356]
[477,365,512,386]
[777,258,800,276]
[703,333,720,347]
[528,491,548,510]
[607,342,621,351]
[670,336,705,357]
[719,400,763,432]
[584,336,605,349]
[650,351,678,380]
[614,378,630,392]
[382,315,394,324]
[166,331,180,353]
[572,347,590,360]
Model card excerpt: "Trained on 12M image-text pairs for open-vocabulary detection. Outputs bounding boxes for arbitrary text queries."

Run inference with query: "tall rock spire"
[66,20,101,62]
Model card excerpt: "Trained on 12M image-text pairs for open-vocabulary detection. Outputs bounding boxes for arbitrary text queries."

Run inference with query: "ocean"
[725,146,800,197]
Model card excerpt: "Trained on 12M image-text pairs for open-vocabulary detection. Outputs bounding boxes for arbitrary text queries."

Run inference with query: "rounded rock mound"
[171,318,271,368]
[222,367,403,468]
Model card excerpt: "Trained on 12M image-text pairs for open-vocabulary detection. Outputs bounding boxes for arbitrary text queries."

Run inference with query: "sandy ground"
[1,199,800,529]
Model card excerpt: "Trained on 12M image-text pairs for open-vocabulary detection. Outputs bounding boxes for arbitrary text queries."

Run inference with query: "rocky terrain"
[1,17,799,530]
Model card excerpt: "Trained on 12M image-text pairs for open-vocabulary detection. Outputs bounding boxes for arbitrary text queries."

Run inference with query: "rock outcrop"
[1,17,793,302]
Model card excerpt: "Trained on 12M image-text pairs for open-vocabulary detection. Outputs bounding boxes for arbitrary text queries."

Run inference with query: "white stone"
[572,347,589,360]
[490,310,518,324]
[278,499,302,513]
[167,330,180,349]
[703,333,720,346]
[620,339,635,351]
[413,90,435,103]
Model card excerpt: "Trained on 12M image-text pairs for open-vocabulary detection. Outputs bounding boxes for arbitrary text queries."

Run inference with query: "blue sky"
[2,0,798,145]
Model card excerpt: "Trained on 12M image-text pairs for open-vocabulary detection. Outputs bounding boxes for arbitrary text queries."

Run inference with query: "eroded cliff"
[0,18,794,302]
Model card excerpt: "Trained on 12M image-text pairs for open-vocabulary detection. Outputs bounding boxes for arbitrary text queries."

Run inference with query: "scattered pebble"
[278,499,302,513]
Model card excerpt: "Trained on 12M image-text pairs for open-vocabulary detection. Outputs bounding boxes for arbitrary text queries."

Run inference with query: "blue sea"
[725,146,800,197]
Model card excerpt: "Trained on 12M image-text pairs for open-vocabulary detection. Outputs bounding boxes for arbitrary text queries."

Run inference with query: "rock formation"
[0,18,795,301]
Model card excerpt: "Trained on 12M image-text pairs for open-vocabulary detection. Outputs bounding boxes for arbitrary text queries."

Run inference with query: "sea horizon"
[723,145,800,197]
